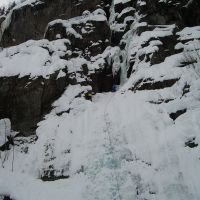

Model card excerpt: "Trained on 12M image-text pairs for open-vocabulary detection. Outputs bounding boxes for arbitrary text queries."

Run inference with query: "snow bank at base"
[0,84,200,200]
[0,170,87,200]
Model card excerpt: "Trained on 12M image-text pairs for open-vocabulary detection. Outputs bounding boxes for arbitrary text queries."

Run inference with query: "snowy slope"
[0,83,200,200]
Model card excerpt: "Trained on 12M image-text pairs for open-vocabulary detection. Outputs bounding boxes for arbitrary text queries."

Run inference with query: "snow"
[0,119,11,146]
[137,0,146,6]
[0,39,70,78]
[0,36,119,79]
[1,27,200,198]
[48,10,107,29]
[117,7,135,19]
[0,83,200,199]
[46,10,107,40]
[0,1,200,200]
[0,0,19,7]
[0,170,87,200]
[139,25,175,44]
[114,0,131,5]
[177,26,200,41]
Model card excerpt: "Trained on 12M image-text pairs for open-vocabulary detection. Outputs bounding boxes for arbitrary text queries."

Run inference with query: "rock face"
[0,73,69,136]
[138,0,200,27]
[0,0,102,47]
[0,8,114,135]
[45,11,111,58]
[0,0,199,136]
[0,59,113,136]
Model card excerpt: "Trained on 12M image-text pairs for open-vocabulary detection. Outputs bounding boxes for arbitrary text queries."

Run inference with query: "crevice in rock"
[131,78,179,91]
[185,137,198,148]
[169,108,187,121]
[0,195,14,200]
[149,98,174,104]
[41,174,70,182]
[182,84,190,96]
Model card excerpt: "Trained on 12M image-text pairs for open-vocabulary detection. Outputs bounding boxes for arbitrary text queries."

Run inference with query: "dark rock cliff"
[0,0,106,47]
